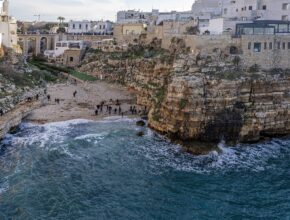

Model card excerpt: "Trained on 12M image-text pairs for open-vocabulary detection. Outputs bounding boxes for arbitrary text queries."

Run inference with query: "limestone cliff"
[149,54,290,144]
[80,41,290,149]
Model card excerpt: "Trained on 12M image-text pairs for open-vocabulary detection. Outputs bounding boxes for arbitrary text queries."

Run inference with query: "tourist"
[0,109,3,116]
[47,95,51,101]
[95,110,98,116]
[36,94,39,101]
[114,108,117,114]
[118,106,122,115]
[73,91,77,98]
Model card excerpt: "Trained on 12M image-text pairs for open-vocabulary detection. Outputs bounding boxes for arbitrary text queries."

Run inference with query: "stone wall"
[241,35,290,69]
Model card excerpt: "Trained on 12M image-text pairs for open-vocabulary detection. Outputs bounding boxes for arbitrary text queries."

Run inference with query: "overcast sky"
[8,0,194,22]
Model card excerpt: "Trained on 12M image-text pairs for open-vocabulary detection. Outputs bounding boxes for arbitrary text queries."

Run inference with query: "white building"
[191,0,223,17]
[156,11,194,25]
[117,9,194,25]
[44,40,84,58]
[68,20,113,35]
[117,10,151,24]
[68,20,92,34]
[92,21,113,35]
[0,0,17,49]
[199,0,290,35]
[222,0,290,21]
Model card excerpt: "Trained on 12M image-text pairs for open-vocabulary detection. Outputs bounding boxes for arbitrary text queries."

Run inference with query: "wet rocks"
[136,120,146,127]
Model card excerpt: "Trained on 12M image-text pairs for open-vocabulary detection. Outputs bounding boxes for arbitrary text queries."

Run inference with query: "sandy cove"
[26,81,143,124]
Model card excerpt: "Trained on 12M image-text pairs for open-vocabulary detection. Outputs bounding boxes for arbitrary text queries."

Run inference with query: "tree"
[57,16,65,25]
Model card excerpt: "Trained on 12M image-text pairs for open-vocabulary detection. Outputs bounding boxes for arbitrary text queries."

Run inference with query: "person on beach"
[73,91,77,98]
[0,109,3,116]
[114,108,117,114]
[121,112,124,118]
[118,106,122,115]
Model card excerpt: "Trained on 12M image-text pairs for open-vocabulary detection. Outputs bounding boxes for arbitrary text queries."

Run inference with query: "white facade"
[156,11,194,25]
[44,40,84,58]
[192,0,223,17]
[68,20,91,34]
[92,21,113,35]
[198,0,290,35]
[222,0,290,21]
[0,0,17,49]
[117,9,194,25]
[68,20,113,35]
[117,10,151,24]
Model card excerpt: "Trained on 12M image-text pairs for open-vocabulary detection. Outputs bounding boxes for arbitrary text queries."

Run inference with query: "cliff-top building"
[0,0,18,49]
[117,9,195,25]
[68,20,113,35]
[199,0,290,35]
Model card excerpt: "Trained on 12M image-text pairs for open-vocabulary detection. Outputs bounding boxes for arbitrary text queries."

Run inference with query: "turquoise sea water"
[0,118,290,219]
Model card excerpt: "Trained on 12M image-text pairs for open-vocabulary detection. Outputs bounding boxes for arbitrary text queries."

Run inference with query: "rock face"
[80,44,290,145]
[0,101,41,140]
[149,55,290,143]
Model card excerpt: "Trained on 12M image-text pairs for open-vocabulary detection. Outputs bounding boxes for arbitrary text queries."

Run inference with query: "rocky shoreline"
[0,100,42,140]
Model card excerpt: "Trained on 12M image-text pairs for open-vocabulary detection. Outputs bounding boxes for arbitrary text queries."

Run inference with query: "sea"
[0,117,290,219]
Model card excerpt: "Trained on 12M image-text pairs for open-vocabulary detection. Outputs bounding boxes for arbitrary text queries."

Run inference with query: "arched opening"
[27,38,37,55]
[40,37,48,54]
[18,38,24,52]
[230,46,239,55]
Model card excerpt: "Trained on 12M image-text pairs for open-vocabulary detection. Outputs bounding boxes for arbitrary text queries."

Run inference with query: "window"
[279,24,288,32]
[269,42,273,50]
[277,42,281,49]
[70,57,74,62]
[73,24,75,29]
[224,8,228,14]
[249,6,253,10]
[282,3,289,10]
[283,42,286,49]
[288,42,290,49]
[86,24,88,29]
[79,24,82,29]
[248,42,251,50]
[254,42,261,52]
[262,5,267,10]
[264,42,267,50]
[282,15,289,21]
[254,28,264,34]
